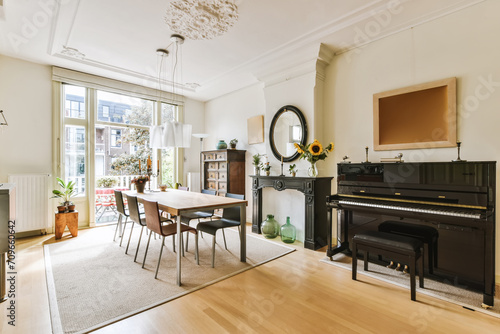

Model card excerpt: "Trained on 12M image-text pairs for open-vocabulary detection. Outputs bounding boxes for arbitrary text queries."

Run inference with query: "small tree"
[110,103,152,175]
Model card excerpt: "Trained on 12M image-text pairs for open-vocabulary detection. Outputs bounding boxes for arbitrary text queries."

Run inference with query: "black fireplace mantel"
[250,175,333,250]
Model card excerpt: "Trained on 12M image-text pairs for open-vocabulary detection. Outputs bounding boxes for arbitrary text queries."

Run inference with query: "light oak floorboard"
[2,225,500,334]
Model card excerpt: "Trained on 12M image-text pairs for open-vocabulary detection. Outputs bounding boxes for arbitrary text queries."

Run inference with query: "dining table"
[125,189,248,286]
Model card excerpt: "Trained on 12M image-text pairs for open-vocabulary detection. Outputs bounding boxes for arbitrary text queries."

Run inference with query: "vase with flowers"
[294,140,334,177]
[131,175,149,193]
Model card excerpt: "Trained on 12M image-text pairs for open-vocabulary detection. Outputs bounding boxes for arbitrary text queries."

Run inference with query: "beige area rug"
[44,225,295,334]
[321,253,500,318]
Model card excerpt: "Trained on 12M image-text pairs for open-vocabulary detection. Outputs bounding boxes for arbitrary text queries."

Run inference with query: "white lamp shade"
[150,121,192,148]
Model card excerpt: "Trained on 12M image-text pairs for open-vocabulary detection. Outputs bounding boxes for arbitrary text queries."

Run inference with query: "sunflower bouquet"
[294,140,334,176]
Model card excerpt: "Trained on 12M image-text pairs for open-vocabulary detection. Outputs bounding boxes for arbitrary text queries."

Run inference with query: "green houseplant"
[252,153,263,175]
[52,177,77,212]
[289,164,297,177]
[229,138,238,149]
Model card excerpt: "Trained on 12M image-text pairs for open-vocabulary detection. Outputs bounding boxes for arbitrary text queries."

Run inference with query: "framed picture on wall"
[373,77,457,151]
[247,115,264,144]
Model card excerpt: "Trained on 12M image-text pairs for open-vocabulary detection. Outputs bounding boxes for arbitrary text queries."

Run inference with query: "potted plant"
[52,177,77,212]
[96,176,117,188]
[131,175,149,193]
[263,162,271,176]
[252,153,263,175]
[229,138,238,149]
[289,164,298,177]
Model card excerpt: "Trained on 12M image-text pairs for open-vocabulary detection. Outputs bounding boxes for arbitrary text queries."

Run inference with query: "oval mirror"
[269,105,307,162]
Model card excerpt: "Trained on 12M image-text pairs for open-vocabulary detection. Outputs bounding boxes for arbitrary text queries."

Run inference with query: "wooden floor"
[2,225,500,334]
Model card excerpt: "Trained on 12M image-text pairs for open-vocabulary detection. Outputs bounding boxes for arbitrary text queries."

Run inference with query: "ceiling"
[0,0,484,101]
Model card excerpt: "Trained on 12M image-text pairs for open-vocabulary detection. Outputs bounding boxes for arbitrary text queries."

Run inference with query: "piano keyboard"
[337,199,482,219]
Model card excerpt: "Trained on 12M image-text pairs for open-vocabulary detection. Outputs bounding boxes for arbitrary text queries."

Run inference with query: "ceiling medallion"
[165,0,238,40]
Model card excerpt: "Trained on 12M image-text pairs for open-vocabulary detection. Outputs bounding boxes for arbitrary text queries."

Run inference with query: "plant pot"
[67,204,76,212]
[57,205,66,213]
[291,172,296,177]
[135,182,146,193]
[230,144,236,149]
[265,170,270,176]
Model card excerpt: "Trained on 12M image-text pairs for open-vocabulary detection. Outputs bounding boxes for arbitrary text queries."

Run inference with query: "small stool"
[352,230,424,301]
[378,221,438,274]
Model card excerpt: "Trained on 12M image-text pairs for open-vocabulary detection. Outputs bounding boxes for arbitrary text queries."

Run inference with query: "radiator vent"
[8,174,51,233]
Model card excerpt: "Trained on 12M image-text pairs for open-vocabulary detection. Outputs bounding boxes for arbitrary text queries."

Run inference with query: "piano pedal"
[481,303,492,310]
[386,261,396,269]
[395,263,403,271]
[403,265,409,274]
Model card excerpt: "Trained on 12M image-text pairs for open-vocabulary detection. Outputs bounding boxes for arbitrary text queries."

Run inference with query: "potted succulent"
[229,138,238,149]
[252,153,263,175]
[52,177,77,212]
[289,164,298,177]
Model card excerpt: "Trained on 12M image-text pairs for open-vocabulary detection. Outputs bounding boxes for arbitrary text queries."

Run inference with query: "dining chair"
[113,190,129,244]
[141,199,199,279]
[196,193,244,268]
[125,194,173,262]
[183,188,217,251]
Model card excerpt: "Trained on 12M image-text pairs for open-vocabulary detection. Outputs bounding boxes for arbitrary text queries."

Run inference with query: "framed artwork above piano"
[373,77,457,151]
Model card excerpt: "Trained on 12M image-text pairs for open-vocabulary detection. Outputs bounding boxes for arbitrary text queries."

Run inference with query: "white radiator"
[8,174,51,233]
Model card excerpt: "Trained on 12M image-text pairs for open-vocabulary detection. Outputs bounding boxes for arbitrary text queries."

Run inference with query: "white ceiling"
[0,0,484,101]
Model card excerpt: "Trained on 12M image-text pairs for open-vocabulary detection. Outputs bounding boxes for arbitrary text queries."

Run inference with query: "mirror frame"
[269,105,308,162]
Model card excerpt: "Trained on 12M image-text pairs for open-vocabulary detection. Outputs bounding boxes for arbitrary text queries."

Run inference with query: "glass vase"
[261,214,279,239]
[280,216,296,243]
[308,161,318,177]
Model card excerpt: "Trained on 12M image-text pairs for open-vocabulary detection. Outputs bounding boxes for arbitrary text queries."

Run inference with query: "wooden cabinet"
[202,149,246,195]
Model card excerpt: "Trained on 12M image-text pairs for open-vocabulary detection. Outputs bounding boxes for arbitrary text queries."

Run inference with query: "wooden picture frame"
[247,115,264,144]
[373,77,457,151]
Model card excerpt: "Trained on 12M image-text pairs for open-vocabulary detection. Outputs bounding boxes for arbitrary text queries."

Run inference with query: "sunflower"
[294,142,304,154]
[308,140,323,156]
[327,142,334,152]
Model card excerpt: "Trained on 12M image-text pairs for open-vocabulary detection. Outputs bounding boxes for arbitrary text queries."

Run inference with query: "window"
[102,105,109,118]
[63,84,86,195]
[110,129,122,148]
[56,74,182,224]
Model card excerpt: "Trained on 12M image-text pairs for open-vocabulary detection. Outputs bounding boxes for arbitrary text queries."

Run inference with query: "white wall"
[205,70,326,242]
[183,98,205,188]
[324,0,500,277]
[205,82,266,220]
[0,55,52,183]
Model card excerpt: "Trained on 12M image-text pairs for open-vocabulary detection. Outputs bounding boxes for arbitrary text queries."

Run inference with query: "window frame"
[53,70,185,226]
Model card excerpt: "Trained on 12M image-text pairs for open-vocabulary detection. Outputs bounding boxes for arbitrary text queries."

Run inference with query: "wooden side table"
[55,210,79,239]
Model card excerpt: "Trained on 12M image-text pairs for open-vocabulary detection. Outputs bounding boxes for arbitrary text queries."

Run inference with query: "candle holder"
[452,141,467,162]
[146,167,157,191]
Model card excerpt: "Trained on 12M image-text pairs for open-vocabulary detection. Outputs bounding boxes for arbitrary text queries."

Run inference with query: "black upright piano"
[326,161,496,307]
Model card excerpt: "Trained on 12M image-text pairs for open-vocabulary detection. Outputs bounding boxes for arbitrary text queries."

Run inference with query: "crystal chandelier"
[165,0,238,40]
